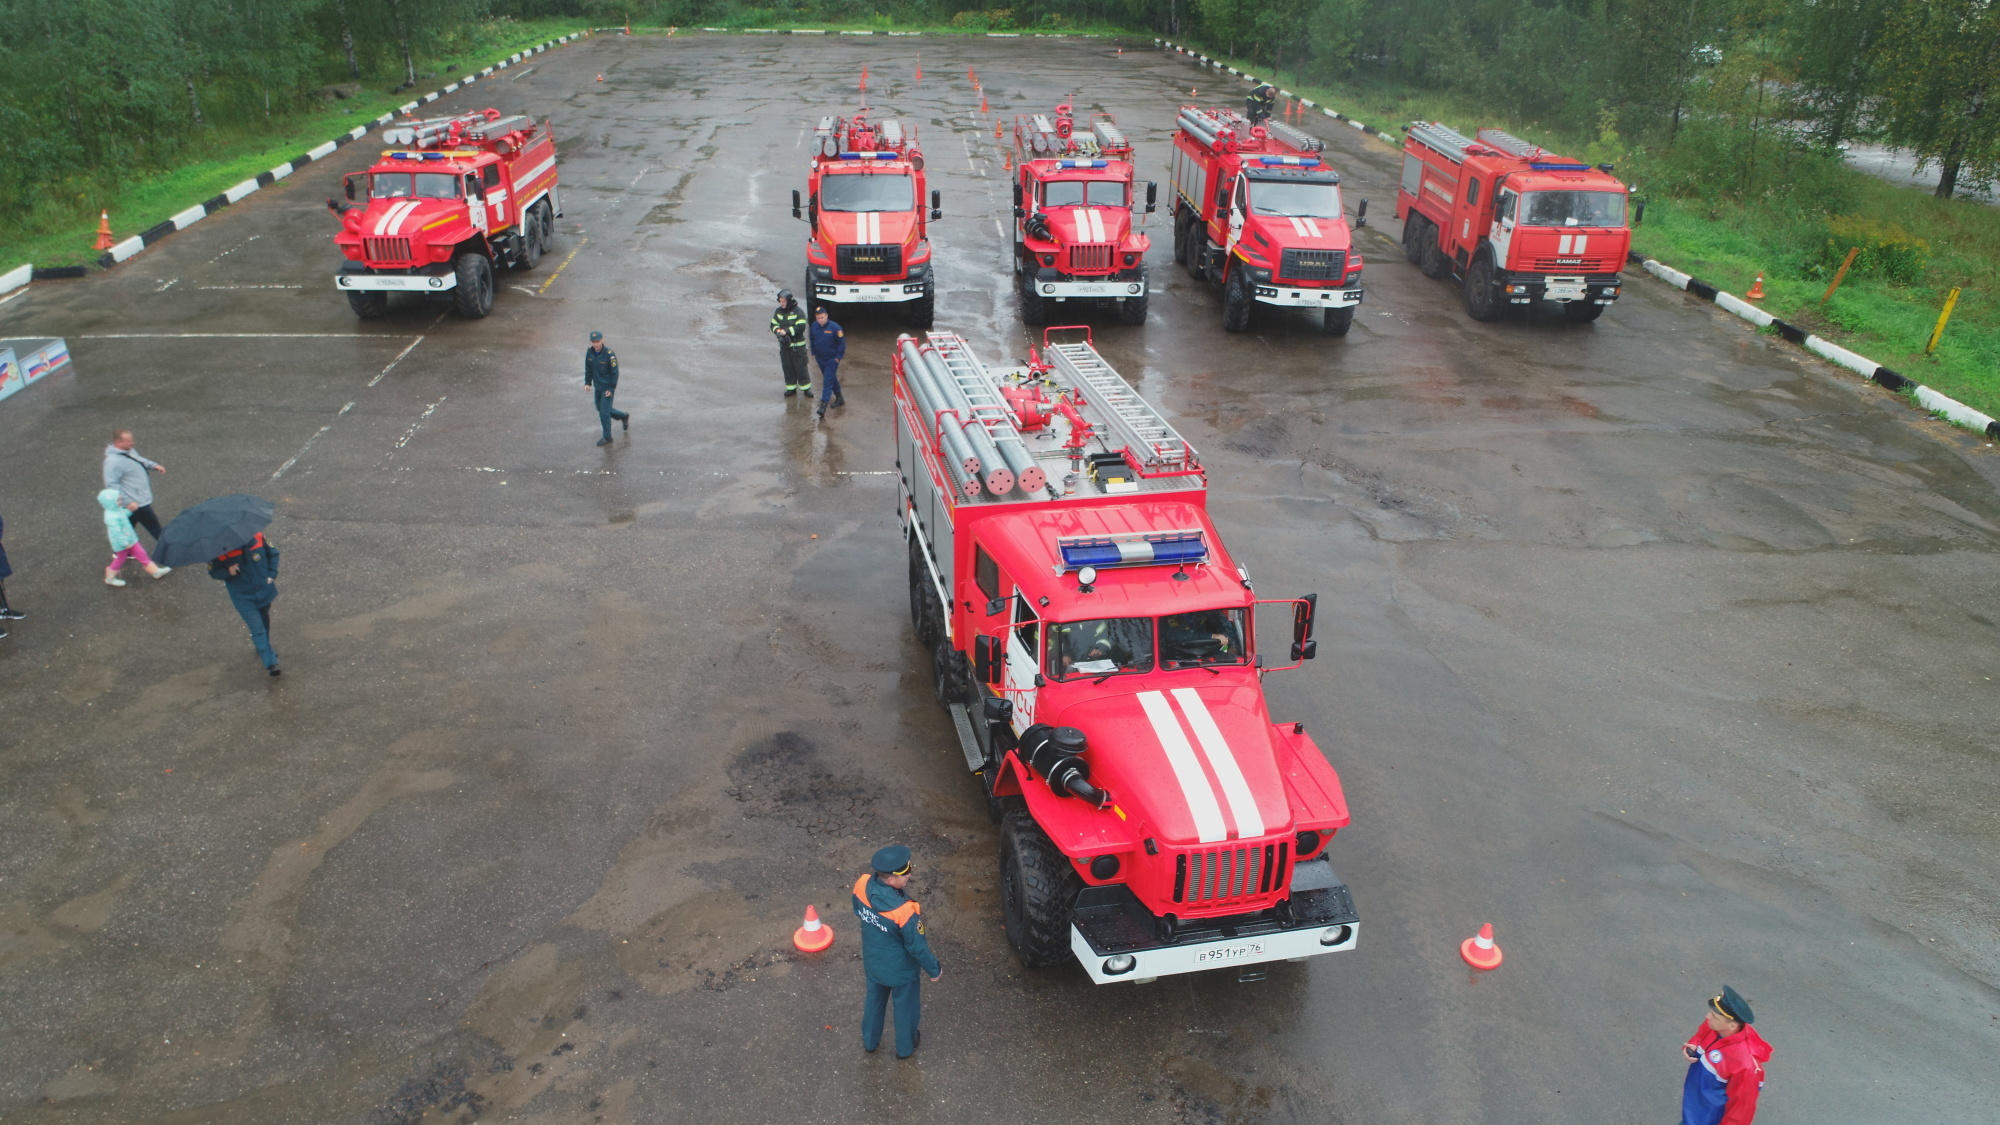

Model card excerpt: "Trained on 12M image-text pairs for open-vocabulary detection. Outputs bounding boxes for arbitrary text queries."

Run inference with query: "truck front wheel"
[1323,305,1355,335]
[1462,253,1500,321]
[907,282,935,330]
[452,253,494,318]
[345,289,389,318]
[1221,267,1252,333]
[1019,273,1047,326]
[1117,271,1149,325]
[1000,810,1081,970]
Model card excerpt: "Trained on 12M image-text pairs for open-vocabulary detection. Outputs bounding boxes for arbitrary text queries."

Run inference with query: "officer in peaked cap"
[583,330,629,447]
[1681,985,1773,1125]
[851,844,941,1059]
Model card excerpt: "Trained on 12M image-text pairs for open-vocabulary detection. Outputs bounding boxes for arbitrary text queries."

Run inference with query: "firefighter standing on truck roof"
[584,331,629,447]
[852,845,940,1059]
[1246,83,1277,124]
[771,290,813,398]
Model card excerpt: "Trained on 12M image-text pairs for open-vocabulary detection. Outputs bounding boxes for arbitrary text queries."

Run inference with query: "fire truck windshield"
[819,173,915,212]
[1047,618,1155,679]
[1042,180,1128,208]
[1520,190,1626,227]
[1160,609,1248,668]
[372,172,461,200]
[1247,180,1343,219]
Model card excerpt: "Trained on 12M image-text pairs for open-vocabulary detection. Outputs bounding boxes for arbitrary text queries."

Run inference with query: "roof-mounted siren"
[1406,121,1476,162]
[815,116,841,158]
[1090,117,1131,157]
[1263,118,1324,153]
[1474,129,1541,159]
[1057,530,1209,573]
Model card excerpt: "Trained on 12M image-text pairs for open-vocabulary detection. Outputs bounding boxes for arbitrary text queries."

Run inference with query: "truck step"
[949,703,985,772]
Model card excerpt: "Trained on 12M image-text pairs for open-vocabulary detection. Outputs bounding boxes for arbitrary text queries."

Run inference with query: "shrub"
[1814,215,1930,285]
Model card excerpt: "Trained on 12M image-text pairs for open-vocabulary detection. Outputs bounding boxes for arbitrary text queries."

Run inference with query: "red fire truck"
[1010,103,1156,326]
[1395,123,1632,322]
[328,108,559,319]
[791,109,940,328]
[895,326,1358,983]
[1170,105,1367,335]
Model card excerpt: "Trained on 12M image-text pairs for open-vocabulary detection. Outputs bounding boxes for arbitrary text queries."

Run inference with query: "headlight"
[1123,253,1137,266]
[1127,283,1141,294]
[1089,855,1119,879]
[427,277,444,289]
[1295,830,1321,857]
[338,276,350,287]
[1042,283,1055,294]
[1103,954,1137,975]
[1319,924,1353,947]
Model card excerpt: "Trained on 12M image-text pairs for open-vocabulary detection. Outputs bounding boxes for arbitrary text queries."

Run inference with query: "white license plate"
[1072,283,1112,294]
[1546,281,1586,300]
[1193,940,1267,965]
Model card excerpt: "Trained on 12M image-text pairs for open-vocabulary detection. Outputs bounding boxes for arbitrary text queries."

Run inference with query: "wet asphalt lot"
[3,33,1997,1125]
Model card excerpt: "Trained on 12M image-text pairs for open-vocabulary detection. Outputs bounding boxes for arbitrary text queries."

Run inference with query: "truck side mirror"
[930,188,942,221]
[1012,182,1024,219]
[985,596,1008,617]
[1355,197,1369,227]
[1632,200,1645,227]
[974,635,1001,684]
[791,188,802,221]
[345,179,356,202]
[1145,182,1158,213]
[1290,593,1319,662]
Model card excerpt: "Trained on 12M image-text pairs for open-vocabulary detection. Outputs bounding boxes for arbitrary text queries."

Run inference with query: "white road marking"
[271,401,355,480]
[208,235,261,263]
[155,278,180,292]
[369,336,424,386]
[196,285,305,290]
[384,397,447,460]
[81,333,410,338]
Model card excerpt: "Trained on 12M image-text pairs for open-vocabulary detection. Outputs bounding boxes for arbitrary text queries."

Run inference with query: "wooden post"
[1924,288,1962,355]
[1819,246,1860,304]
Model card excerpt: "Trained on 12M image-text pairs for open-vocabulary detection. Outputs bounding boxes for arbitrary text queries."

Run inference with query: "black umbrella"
[152,494,274,569]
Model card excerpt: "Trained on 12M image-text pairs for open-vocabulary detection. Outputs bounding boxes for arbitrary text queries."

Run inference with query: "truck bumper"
[1253,285,1363,309]
[1497,271,1623,306]
[1069,857,1358,984]
[1029,278,1149,299]
[335,264,457,292]
[813,279,929,304]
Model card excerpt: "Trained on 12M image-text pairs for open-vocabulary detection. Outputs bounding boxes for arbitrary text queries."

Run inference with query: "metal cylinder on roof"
[1177,109,1221,147]
[994,434,1045,495]
[899,341,984,492]
[914,347,1011,495]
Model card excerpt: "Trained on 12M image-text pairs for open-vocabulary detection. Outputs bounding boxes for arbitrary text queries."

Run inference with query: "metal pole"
[1925,287,1962,355]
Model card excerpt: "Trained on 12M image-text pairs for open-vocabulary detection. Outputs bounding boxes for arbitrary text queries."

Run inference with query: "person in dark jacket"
[771,290,812,397]
[1681,985,1772,1125]
[584,331,630,447]
[851,845,941,1058]
[808,306,845,416]
[209,533,282,676]
[0,511,21,640]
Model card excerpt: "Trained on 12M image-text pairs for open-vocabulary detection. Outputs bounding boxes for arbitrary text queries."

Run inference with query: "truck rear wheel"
[1221,267,1252,333]
[1563,301,1606,323]
[909,535,942,649]
[1172,210,1190,268]
[1323,306,1354,335]
[1185,232,1207,280]
[514,214,543,270]
[1019,273,1047,326]
[452,252,494,318]
[1463,254,1499,321]
[1402,213,1427,265]
[1418,221,1449,280]
[1000,810,1081,970]
[932,637,969,710]
[345,290,389,318]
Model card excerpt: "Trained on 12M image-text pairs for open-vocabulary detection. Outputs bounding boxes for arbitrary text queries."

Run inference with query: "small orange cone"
[861,64,868,92]
[93,211,115,251]
[980,92,988,114]
[1746,272,1766,300]
[596,72,604,83]
[1002,150,1012,171]
[793,905,835,952]
[1460,923,1503,971]
[624,18,631,34]
[994,121,1004,139]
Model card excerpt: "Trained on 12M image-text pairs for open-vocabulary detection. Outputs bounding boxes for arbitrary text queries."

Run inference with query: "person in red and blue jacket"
[1682,985,1772,1125]
[852,845,940,1058]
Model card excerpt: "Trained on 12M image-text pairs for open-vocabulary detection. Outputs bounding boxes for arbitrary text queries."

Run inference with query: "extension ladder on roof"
[1042,341,1194,471]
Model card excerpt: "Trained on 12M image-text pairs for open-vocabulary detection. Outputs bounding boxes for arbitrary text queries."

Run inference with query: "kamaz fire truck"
[1395,123,1632,322]
[328,108,560,319]
[1170,105,1367,335]
[1010,104,1157,326]
[791,109,940,328]
[894,326,1358,983]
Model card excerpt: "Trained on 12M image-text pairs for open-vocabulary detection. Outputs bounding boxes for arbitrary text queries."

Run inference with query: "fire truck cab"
[1011,104,1156,326]
[792,110,940,328]
[896,326,1359,984]
[1171,103,1367,335]
[1396,122,1632,322]
[328,109,559,319]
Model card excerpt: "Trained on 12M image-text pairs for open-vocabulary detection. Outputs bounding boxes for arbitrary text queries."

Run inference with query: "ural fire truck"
[1395,123,1632,322]
[1010,103,1157,326]
[328,108,560,319]
[1170,104,1366,335]
[791,109,940,328]
[894,326,1358,983]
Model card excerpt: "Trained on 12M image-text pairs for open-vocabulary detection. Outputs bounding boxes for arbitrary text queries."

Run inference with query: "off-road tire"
[932,636,969,711]
[1019,272,1047,326]
[536,199,554,247]
[1563,300,1606,323]
[1418,221,1449,280]
[1402,213,1427,264]
[1463,253,1499,321]
[1000,810,1082,969]
[1117,270,1149,325]
[1172,208,1190,267]
[1221,266,1253,333]
[1185,233,1208,281]
[452,252,494,318]
[907,283,936,330]
[345,289,389,318]
[909,536,942,649]
[514,213,543,270]
[1323,305,1355,335]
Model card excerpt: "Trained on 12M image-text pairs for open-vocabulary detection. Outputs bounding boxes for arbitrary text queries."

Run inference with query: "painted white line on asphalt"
[196,285,304,290]
[370,336,425,386]
[383,397,447,462]
[81,333,407,338]
[271,402,355,480]
[0,287,30,309]
[155,278,179,292]
[834,470,896,476]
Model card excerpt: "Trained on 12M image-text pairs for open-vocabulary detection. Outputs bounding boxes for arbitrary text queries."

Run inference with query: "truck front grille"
[838,243,902,276]
[1528,256,1618,272]
[1067,243,1115,272]
[1174,842,1288,906]
[364,237,412,264]
[1280,248,1345,281]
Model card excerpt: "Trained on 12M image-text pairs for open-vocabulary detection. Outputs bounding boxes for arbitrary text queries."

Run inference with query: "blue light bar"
[1056,159,1109,169]
[1528,162,1591,171]
[1057,529,1208,572]
[838,151,899,160]
[1256,156,1320,166]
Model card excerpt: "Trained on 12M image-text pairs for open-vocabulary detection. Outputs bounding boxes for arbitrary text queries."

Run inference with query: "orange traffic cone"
[994,121,1004,139]
[1460,923,1503,971]
[793,905,835,952]
[980,92,989,114]
[1002,150,1013,171]
[624,18,631,34]
[93,211,115,251]
[1746,272,1766,300]
[861,64,868,92]
[596,73,604,83]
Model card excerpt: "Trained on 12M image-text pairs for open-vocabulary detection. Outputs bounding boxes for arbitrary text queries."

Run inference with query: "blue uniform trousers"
[230,592,277,668]
[594,387,628,441]
[861,977,921,1057]
[815,356,842,400]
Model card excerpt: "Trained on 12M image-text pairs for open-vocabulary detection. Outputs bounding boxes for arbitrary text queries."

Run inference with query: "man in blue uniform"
[808,306,845,417]
[209,533,281,676]
[584,330,629,447]
[851,845,941,1058]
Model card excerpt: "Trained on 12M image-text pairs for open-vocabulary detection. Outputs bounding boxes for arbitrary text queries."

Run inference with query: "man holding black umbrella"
[151,494,283,677]
[211,534,282,676]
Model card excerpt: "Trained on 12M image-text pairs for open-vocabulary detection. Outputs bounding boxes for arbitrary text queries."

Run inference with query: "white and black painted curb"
[1156,37,1997,443]
[1155,40,1403,150]
[0,32,591,298]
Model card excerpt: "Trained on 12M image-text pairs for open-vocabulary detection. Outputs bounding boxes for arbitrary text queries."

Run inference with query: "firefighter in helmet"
[1246,83,1277,125]
[771,289,813,398]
